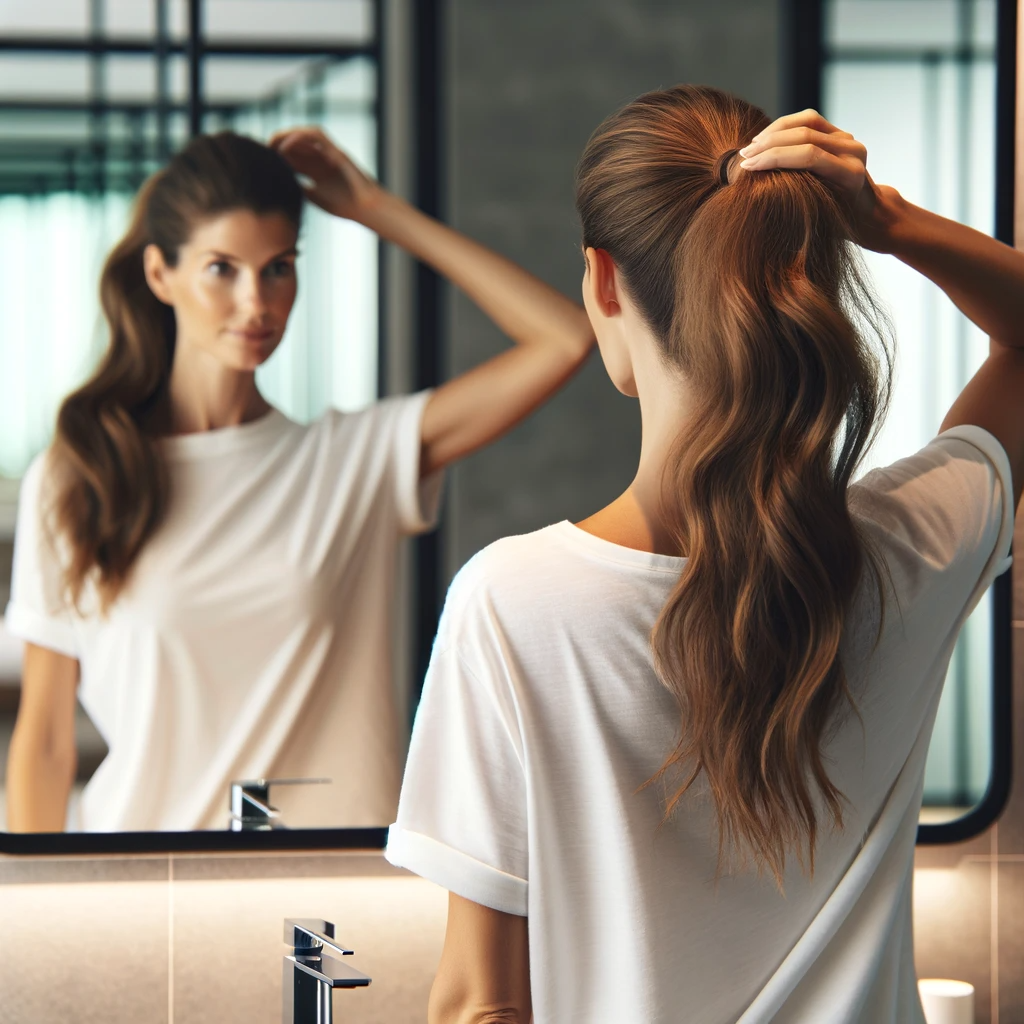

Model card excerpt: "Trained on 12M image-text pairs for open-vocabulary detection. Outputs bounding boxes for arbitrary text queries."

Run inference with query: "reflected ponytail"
[576,86,893,882]
[49,132,303,610]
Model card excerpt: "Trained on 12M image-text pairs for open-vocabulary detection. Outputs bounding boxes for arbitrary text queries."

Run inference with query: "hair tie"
[714,148,741,187]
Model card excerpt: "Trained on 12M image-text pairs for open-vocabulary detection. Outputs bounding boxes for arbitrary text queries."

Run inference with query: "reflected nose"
[239,270,271,321]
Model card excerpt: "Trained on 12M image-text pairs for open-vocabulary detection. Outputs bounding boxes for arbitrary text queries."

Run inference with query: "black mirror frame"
[917,0,1018,845]
[783,0,1017,846]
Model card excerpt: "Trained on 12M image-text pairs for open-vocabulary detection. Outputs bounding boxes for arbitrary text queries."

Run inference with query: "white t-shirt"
[6,391,441,832]
[386,425,1014,1024]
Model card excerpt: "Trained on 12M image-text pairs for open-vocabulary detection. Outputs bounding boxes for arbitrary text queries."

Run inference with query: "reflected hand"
[269,126,383,222]
[737,109,900,253]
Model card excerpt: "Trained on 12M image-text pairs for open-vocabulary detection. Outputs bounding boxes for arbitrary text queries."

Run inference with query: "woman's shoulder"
[849,425,1012,556]
[440,525,596,635]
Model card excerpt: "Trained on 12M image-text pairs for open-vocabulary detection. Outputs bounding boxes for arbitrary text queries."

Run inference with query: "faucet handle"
[284,918,354,958]
[229,778,331,831]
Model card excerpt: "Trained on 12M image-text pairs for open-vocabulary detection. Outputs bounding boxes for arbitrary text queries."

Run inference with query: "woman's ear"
[582,247,621,319]
[582,247,637,397]
[143,244,173,305]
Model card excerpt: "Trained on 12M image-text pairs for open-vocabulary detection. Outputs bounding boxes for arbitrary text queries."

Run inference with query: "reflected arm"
[361,190,595,477]
[6,643,79,832]
[269,127,595,478]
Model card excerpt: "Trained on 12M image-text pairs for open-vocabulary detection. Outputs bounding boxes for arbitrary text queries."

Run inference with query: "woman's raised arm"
[739,109,1024,508]
[271,127,595,477]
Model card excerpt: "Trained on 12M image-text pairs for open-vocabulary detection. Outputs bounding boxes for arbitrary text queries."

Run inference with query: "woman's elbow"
[428,984,528,1024]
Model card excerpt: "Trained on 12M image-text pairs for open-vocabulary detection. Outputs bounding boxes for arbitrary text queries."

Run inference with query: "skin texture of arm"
[428,894,532,1024]
[6,643,79,832]
[739,110,1024,509]
[270,127,595,478]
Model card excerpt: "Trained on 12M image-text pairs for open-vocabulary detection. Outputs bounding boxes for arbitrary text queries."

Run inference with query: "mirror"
[0,0,1015,851]
[0,0,399,842]
[819,0,1015,833]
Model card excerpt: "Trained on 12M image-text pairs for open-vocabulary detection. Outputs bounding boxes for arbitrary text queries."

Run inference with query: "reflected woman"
[5,129,594,832]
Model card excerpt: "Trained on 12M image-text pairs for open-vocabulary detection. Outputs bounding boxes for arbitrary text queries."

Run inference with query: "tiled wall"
[0,853,447,1024]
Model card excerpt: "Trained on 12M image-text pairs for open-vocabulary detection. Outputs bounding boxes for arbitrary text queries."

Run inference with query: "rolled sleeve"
[387,607,529,915]
[392,389,445,536]
[4,454,79,659]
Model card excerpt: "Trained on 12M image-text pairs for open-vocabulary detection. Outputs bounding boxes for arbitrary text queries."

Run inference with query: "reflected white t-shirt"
[6,391,441,832]
[387,426,1014,1024]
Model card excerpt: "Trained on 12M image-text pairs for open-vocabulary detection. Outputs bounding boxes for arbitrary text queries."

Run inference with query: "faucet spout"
[282,918,370,1024]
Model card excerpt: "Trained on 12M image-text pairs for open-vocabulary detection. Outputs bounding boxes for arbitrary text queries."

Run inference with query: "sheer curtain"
[0,192,131,478]
[0,57,378,481]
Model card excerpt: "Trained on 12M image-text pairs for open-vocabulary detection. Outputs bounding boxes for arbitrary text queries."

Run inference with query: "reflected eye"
[207,260,233,277]
[266,260,296,279]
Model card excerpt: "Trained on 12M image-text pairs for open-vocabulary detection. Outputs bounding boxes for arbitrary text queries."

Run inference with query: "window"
[0,0,382,484]
[818,0,1014,834]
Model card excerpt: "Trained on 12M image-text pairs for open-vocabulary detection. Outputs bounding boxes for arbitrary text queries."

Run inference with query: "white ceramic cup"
[918,979,975,1024]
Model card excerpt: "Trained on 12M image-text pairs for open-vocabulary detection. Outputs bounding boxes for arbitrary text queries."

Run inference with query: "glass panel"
[229,57,379,417]
[826,0,997,50]
[201,55,332,106]
[0,0,157,38]
[203,0,374,44]
[0,0,90,37]
[823,0,999,826]
[0,54,90,101]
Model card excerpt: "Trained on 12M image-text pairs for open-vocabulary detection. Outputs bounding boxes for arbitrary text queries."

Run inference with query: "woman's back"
[388,425,1013,1023]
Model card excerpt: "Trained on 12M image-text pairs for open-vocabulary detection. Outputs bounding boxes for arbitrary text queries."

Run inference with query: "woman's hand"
[269,126,383,223]
[736,109,901,253]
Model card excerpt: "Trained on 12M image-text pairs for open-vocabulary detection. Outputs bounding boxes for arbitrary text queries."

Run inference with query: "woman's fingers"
[741,126,865,163]
[753,108,845,141]
[739,144,865,194]
[269,125,329,149]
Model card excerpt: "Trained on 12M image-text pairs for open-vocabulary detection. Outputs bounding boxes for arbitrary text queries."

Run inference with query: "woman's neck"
[155,345,271,436]
[577,344,692,557]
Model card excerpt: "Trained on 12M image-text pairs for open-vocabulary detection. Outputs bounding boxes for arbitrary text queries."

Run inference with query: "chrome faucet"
[230,778,330,830]
[283,918,370,1024]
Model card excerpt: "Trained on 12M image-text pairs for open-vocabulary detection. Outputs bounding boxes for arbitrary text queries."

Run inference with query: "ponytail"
[575,86,892,882]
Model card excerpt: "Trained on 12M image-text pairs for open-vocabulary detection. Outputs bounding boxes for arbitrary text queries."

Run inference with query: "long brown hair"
[50,132,303,610]
[575,86,892,882]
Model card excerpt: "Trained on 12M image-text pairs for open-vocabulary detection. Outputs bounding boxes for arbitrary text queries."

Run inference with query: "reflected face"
[144,209,299,372]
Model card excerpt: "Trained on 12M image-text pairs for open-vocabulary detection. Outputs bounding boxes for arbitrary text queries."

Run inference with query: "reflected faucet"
[229,778,330,830]
[283,918,370,1024]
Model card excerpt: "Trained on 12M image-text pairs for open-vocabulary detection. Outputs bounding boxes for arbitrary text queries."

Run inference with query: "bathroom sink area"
[0,851,447,1024]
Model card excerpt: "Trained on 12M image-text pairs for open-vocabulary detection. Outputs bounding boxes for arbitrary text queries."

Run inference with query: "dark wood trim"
[412,0,445,719]
[782,0,823,113]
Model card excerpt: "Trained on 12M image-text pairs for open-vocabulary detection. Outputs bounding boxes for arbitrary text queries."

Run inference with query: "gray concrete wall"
[442,0,784,578]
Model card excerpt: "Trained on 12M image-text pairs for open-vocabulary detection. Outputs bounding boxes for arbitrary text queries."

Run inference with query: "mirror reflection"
[0,0,597,833]
[0,0,1012,837]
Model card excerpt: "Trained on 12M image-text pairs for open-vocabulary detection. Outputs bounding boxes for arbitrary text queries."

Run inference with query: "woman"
[5,129,594,833]
[385,88,1022,1022]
